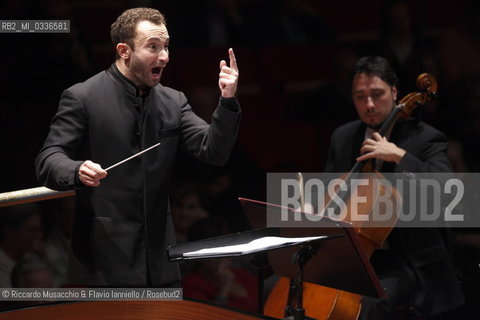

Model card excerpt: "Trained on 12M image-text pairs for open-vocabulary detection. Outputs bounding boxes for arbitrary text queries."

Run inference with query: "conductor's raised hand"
[218,48,239,98]
[78,160,107,187]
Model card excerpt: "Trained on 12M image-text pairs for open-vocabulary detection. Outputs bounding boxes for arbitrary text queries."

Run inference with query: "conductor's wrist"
[74,163,84,188]
[220,96,239,112]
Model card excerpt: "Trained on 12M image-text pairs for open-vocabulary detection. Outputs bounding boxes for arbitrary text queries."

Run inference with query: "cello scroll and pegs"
[399,73,438,119]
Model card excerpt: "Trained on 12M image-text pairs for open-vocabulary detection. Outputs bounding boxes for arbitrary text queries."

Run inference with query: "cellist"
[324,56,464,319]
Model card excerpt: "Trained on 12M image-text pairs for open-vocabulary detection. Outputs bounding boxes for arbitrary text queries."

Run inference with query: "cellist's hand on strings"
[357,132,406,164]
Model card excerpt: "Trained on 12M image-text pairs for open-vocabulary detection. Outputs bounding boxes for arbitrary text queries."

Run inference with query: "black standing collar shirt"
[107,63,151,98]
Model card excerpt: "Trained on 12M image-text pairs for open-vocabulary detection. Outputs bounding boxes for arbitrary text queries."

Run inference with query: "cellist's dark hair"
[353,56,398,88]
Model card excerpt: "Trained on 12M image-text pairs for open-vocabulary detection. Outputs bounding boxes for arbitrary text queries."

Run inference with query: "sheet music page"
[183,235,327,257]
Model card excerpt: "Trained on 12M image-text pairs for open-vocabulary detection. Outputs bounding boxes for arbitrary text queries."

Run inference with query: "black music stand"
[168,198,385,320]
[168,228,340,320]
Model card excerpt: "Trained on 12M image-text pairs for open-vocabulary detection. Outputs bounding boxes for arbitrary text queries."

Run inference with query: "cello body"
[265,278,362,320]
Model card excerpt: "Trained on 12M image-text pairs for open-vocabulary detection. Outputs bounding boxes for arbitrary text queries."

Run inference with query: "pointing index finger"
[228,48,238,72]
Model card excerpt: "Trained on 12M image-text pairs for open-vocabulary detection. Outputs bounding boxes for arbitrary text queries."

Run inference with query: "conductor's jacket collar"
[107,63,151,98]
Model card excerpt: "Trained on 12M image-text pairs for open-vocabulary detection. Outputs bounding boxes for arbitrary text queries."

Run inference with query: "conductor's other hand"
[219,48,239,98]
[78,160,107,187]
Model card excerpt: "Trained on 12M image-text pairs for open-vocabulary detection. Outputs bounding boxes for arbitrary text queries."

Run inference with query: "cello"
[263,74,438,320]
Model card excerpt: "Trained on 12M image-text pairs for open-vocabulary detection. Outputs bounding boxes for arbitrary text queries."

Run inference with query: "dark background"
[1,0,479,192]
[0,0,479,316]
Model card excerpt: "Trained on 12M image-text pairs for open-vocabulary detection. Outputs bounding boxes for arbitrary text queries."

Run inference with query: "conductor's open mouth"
[152,67,161,75]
